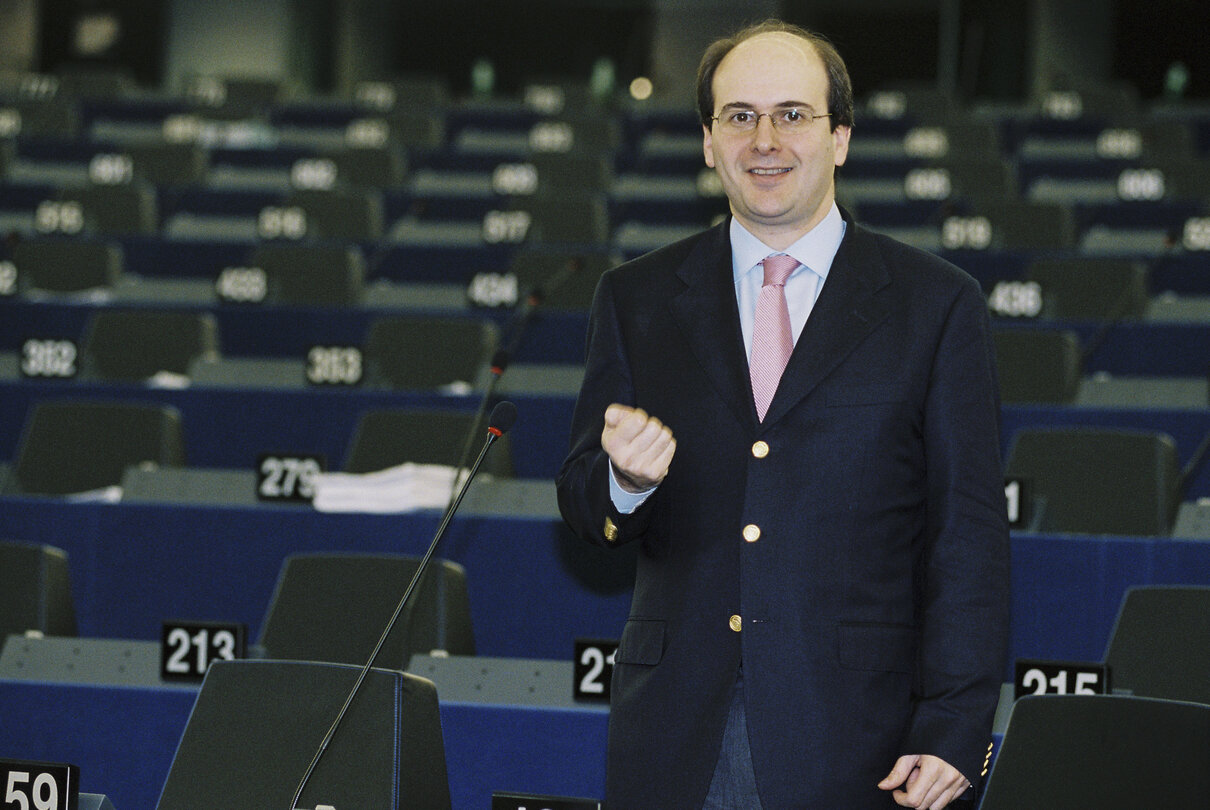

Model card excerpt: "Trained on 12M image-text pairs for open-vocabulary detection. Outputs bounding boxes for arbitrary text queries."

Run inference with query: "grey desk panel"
[1075,376,1207,409]
[0,635,599,713]
[119,467,561,518]
[120,465,262,506]
[188,356,308,388]
[0,634,195,690]
[406,654,604,711]
[1146,295,1210,323]
[109,276,220,305]
[1172,500,1210,540]
[496,363,584,397]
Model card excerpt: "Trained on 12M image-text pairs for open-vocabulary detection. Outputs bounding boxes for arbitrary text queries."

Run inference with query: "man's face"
[703,32,851,249]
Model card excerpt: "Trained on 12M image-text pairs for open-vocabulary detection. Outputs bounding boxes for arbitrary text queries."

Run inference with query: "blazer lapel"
[667,223,756,429]
[761,221,894,427]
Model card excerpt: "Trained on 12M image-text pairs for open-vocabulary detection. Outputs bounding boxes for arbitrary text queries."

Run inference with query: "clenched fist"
[602,403,676,493]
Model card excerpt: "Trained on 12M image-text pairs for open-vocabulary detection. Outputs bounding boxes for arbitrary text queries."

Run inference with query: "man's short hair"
[695,19,855,133]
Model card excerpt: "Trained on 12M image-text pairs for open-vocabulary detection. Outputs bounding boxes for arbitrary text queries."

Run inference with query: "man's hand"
[602,403,676,493]
[878,754,970,809]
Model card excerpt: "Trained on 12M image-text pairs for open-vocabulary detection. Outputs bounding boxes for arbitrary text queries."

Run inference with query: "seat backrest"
[81,309,219,381]
[1104,585,1210,704]
[974,200,1077,250]
[979,695,1210,809]
[508,248,617,310]
[156,659,449,810]
[1026,257,1150,320]
[258,552,474,668]
[363,315,498,390]
[287,188,384,241]
[13,238,123,293]
[327,145,408,189]
[510,192,610,245]
[1004,427,1180,536]
[344,408,514,479]
[252,242,365,306]
[529,152,613,194]
[992,328,1082,404]
[128,141,209,187]
[10,400,186,495]
[60,182,159,235]
[0,540,76,638]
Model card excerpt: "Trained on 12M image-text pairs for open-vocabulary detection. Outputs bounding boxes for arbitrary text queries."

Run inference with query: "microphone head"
[487,400,518,437]
[490,348,510,375]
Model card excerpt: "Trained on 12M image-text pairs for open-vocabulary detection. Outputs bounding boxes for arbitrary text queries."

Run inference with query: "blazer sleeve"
[556,270,657,547]
[903,274,1012,792]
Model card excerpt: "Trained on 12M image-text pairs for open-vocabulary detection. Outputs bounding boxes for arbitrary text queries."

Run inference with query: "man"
[556,19,1010,810]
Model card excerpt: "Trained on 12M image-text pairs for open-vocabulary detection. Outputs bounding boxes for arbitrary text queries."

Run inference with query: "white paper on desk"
[310,463,478,513]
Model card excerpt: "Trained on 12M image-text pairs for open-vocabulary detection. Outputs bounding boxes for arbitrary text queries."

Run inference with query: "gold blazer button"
[742,524,761,542]
[729,614,742,632]
[751,441,769,458]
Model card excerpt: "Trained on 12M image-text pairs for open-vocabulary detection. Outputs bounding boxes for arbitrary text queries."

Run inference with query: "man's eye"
[782,109,804,122]
[730,111,755,124]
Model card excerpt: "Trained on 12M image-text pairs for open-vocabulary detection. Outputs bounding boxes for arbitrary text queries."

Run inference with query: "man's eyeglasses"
[711,107,832,134]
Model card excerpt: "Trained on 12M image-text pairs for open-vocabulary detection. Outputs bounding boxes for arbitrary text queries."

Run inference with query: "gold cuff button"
[751,440,769,458]
[729,614,742,632]
[742,524,761,542]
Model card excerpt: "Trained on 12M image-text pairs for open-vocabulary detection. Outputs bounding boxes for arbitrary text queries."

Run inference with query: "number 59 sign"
[0,760,78,810]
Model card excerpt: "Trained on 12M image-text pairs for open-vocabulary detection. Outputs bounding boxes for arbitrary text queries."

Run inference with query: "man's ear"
[703,124,716,169]
[832,124,852,167]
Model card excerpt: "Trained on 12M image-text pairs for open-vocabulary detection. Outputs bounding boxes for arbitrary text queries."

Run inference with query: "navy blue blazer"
[557,213,1011,809]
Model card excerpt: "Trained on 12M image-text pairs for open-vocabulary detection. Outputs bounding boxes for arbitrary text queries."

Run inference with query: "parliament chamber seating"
[0,539,77,639]
[1102,585,1210,704]
[979,694,1210,809]
[2,64,1210,809]
[258,552,475,667]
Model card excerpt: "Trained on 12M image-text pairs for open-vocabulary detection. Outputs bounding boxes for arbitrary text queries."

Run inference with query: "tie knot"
[761,254,798,287]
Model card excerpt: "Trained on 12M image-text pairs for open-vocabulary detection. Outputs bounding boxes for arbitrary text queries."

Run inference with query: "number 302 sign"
[0,760,78,810]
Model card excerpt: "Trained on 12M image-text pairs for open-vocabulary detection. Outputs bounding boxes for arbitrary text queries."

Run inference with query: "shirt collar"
[730,202,846,284]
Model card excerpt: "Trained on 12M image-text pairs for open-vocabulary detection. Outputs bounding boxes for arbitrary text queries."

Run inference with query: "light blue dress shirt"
[609,204,848,513]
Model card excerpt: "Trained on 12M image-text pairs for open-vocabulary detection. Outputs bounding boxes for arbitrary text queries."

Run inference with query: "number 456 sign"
[1,760,78,810]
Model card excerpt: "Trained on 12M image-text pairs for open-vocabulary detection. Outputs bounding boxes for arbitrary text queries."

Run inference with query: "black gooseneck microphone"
[290,400,518,810]
[446,348,511,510]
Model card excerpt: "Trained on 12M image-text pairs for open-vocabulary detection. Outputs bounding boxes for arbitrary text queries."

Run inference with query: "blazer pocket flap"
[615,618,665,666]
[826,383,908,406]
[837,623,914,673]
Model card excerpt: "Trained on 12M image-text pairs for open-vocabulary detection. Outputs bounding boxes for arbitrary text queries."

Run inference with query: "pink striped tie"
[750,254,798,421]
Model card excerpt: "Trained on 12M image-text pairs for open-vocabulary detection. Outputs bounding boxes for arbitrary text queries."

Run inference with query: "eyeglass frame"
[710,106,833,133]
